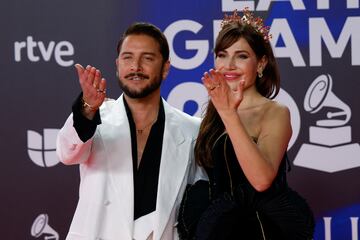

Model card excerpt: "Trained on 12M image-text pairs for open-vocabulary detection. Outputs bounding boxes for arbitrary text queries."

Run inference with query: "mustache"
[125,72,149,79]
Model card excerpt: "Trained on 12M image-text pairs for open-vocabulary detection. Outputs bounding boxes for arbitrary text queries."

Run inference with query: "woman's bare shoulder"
[265,100,290,117]
[261,100,291,131]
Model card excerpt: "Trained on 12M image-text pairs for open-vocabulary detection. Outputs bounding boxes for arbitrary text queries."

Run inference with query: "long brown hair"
[195,21,280,167]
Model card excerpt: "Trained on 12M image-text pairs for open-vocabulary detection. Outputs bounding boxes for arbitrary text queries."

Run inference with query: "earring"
[257,66,263,78]
[116,71,119,77]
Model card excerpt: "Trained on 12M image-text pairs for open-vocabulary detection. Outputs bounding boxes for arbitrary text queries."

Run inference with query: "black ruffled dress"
[178,133,315,240]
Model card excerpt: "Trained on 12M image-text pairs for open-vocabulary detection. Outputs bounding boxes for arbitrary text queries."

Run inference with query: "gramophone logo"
[294,74,360,172]
[27,128,60,167]
[31,214,59,240]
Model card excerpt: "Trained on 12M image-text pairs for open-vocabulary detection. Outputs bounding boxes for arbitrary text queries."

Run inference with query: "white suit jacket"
[56,95,203,240]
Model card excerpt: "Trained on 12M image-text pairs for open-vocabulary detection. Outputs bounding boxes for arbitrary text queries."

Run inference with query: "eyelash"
[238,54,248,59]
[216,53,248,59]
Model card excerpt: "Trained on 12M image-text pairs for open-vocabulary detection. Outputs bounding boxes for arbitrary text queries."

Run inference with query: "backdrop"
[1,0,359,239]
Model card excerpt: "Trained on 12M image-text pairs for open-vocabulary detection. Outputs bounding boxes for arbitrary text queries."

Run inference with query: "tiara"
[221,8,272,42]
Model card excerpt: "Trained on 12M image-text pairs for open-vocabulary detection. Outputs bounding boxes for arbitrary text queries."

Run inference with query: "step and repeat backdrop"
[1,0,359,239]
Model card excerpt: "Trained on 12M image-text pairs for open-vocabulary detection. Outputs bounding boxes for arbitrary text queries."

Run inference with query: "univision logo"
[27,129,60,167]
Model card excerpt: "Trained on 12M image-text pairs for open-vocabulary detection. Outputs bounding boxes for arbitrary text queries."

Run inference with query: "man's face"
[116,34,169,98]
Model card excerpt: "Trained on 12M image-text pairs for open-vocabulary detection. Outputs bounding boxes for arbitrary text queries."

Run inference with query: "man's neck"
[124,92,161,124]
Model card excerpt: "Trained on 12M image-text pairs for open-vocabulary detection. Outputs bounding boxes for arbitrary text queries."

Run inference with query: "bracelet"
[82,98,98,111]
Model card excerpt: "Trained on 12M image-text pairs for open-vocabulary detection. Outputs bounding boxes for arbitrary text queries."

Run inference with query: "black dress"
[178,133,315,240]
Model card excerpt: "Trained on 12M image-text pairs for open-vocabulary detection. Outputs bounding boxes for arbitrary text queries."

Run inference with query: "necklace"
[136,118,157,135]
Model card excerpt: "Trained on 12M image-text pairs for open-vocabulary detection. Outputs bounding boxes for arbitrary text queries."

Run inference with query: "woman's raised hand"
[202,68,244,115]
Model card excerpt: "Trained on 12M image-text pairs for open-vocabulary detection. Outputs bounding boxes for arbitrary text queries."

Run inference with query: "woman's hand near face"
[202,68,244,117]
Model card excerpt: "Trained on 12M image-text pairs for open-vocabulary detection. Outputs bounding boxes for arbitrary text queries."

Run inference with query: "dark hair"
[116,22,169,63]
[195,21,280,167]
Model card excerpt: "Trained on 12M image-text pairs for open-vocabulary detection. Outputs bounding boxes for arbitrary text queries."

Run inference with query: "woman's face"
[215,37,265,91]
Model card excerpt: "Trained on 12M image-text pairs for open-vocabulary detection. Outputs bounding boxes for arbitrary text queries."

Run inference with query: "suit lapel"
[99,95,135,237]
[153,101,191,239]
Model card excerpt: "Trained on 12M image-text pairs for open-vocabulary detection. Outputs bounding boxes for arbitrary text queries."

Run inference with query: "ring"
[209,84,220,90]
[97,89,106,94]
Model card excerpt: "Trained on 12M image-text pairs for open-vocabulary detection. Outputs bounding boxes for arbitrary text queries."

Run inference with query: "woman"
[178,9,315,240]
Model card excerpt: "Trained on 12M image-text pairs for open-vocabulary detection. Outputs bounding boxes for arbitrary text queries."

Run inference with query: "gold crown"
[221,8,272,42]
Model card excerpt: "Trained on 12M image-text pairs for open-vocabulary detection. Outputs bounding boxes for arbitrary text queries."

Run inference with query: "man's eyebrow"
[142,52,157,56]
[120,51,133,55]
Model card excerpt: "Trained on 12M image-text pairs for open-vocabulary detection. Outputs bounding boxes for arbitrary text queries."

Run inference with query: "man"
[56,22,203,240]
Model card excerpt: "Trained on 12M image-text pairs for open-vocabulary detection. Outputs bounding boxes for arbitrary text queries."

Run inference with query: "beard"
[118,68,163,99]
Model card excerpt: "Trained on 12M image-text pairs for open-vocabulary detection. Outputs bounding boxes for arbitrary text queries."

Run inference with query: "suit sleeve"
[56,93,101,165]
[56,113,95,165]
[72,93,101,142]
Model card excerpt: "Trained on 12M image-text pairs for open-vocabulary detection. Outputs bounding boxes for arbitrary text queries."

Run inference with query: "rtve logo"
[27,128,60,167]
[14,36,74,67]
